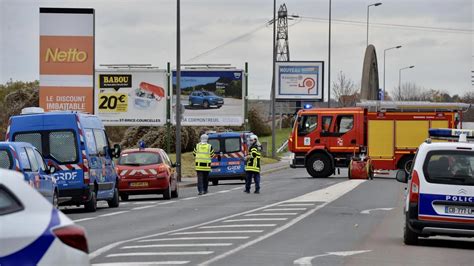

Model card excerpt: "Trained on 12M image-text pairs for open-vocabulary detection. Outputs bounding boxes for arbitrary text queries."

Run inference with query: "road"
[62,167,474,266]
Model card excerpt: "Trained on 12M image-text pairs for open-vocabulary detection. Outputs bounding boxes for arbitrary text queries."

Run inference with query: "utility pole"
[176,0,182,181]
[271,0,277,158]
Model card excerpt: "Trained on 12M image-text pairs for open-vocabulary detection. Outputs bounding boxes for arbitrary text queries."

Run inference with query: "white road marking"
[138,237,249,242]
[99,211,129,217]
[157,201,176,205]
[223,218,287,222]
[360,207,394,214]
[171,230,264,235]
[198,180,366,266]
[92,262,189,266]
[122,243,233,249]
[199,224,275,229]
[107,251,213,257]
[278,203,316,207]
[73,217,96,222]
[132,205,156,210]
[231,187,241,190]
[263,208,307,211]
[133,201,158,205]
[181,197,198,201]
[245,213,298,216]
[293,250,372,266]
[216,190,230,193]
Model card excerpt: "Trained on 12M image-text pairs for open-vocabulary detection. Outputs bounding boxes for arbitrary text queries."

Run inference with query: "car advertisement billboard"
[275,61,324,101]
[172,70,244,126]
[95,69,167,126]
[39,8,94,113]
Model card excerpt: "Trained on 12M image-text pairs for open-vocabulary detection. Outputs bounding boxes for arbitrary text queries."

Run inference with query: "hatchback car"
[396,129,474,245]
[0,142,58,208]
[117,147,178,200]
[188,91,224,109]
[0,169,90,265]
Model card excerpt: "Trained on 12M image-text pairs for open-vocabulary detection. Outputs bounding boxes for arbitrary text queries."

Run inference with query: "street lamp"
[367,2,382,47]
[383,45,402,100]
[271,0,277,158]
[398,65,414,100]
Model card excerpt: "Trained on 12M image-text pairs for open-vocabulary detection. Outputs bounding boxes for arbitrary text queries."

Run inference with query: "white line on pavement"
[171,230,264,235]
[278,203,316,207]
[92,262,189,266]
[199,224,275,229]
[138,237,249,242]
[263,208,307,211]
[181,197,198,201]
[99,211,129,217]
[216,190,230,193]
[132,205,157,210]
[157,201,176,205]
[122,243,233,249]
[73,217,97,222]
[133,201,158,205]
[244,213,298,216]
[107,251,214,257]
[223,218,287,222]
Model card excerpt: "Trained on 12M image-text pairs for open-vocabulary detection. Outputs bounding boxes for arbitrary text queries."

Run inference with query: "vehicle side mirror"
[112,144,121,159]
[395,170,408,183]
[48,166,56,175]
[171,162,177,168]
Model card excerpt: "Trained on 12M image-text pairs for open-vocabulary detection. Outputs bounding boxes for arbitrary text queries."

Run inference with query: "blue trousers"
[245,171,260,192]
[197,171,209,193]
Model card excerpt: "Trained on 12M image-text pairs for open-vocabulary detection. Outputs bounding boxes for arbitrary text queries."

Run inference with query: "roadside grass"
[259,128,292,155]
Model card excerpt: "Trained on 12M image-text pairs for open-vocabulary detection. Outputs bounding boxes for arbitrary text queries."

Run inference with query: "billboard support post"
[166,62,171,154]
[176,0,182,182]
[244,62,249,131]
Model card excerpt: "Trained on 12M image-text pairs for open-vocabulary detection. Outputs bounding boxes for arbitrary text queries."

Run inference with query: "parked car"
[396,128,474,245]
[6,107,121,212]
[188,91,224,109]
[0,141,58,208]
[208,132,253,186]
[116,145,178,200]
[0,169,90,265]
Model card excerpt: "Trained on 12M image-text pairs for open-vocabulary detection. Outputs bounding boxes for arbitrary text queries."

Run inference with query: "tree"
[332,71,358,107]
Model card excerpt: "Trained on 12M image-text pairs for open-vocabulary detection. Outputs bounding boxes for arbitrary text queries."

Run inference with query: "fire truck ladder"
[357,101,472,113]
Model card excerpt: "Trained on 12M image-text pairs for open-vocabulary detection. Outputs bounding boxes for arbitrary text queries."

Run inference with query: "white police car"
[396,129,474,245]
[0,169,90,265]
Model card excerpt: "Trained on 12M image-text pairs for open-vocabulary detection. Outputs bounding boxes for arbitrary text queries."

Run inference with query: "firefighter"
[244,134,262,194]
[193,134,215,195]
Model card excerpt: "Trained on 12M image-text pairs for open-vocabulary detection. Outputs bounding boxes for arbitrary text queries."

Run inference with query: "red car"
[117,148,178,200]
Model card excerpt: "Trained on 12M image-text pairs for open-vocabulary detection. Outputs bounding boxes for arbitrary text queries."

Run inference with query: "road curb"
[178,163,290,188]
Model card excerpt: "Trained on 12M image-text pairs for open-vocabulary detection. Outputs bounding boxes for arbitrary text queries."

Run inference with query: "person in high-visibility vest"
[244,134,262,194]
[193,134,215,195]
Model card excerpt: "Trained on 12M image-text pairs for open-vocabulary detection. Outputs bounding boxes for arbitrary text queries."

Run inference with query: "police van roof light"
[21,107,45,115]
[428,128,474,141]
[138,140,146,150]
[303,104,313,109]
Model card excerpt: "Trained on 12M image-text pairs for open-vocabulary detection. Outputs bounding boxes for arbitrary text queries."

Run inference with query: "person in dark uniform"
[244,134,262,194]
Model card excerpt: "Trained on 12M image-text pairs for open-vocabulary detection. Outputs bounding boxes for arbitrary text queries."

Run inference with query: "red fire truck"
[288,101,471,178]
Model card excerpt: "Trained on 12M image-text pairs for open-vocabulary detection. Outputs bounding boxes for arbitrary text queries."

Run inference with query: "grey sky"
[1,0,472,100]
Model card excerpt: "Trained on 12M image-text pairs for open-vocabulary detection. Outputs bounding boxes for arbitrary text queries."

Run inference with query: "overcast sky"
[0,0,472,100]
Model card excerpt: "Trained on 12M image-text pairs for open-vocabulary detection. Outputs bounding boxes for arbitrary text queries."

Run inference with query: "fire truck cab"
[288,101,471,178]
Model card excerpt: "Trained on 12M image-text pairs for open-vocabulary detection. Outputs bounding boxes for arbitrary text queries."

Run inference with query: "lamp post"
[176,0,182,181]
[271,0,277,158]
[398,65,414,100]
[383,45,402,100]
[366,2,382,47]
[328,0,332,107]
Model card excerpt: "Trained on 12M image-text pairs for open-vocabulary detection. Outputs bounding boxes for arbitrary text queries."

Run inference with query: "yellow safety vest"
[194,143,213,171]
[245,145,261,172]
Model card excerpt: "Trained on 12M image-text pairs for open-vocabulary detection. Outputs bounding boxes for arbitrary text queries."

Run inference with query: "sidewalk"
[179,158,290,188]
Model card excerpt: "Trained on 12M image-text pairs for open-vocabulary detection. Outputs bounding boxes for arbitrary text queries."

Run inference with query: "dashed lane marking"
[99,211,130,217]
[223,218,287,222]
[121,243,233,249]
[263,208,307,211]
[170,230,264,235]
[132,205,157,210]
[92,262,189,265]
[199,224,276,229]
[73,217,97,222]
[244,213,298,216]
[138,237,249,242]
[107,251,214,257]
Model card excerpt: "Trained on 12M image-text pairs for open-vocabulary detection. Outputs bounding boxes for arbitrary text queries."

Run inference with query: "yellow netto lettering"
[45,48,88,63]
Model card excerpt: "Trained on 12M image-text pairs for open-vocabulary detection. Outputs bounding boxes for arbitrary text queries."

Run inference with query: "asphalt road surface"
[62,168,474,266]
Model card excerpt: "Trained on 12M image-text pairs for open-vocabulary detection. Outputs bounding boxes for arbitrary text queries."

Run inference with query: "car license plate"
[130,182,148,188]
[445,206,474,216]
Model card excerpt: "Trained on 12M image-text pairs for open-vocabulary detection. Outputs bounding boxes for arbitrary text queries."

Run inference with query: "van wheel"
[171,183,179,198]
[84,191,97,212]
[120,194,129,201]
[398,156,414,175]
[163,185,171,200]
[212,180,219,186]
[107,188,120,208]
[306,153,333,178]
[53,190,59,209]
[203,101,209,109]
[404,215,418,245]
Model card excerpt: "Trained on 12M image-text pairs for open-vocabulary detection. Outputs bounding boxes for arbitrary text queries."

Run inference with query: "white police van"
[396,128,474,245]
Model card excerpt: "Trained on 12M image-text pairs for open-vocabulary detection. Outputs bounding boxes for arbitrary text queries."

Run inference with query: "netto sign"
[45,48,88,63]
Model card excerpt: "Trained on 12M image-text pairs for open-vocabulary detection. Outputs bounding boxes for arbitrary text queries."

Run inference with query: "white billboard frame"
[275,61,324,101]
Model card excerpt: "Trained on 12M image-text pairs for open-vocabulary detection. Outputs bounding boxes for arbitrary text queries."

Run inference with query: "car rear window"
[423,150,474,186]
[118,152,162,166]
[49,131,78,163]
[224,138,241,153]
[0,185,23,216]
[0,150,13,169]
[14,133,42,151]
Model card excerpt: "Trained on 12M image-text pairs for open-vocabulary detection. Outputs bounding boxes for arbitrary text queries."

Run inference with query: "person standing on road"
[244,134,262,194]
[193,134,215,195]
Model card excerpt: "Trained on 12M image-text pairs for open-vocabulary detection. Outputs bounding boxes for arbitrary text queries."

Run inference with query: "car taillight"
[409,170,420,203]
[53,225,89,254]
[83,158,90,185]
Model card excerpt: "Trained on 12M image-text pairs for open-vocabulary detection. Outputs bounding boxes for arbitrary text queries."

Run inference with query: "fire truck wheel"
[398,156,414,174]
[306,153,333,178]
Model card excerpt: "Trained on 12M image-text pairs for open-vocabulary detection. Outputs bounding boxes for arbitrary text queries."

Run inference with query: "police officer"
[193,134,215,195]
[244,134,262,194]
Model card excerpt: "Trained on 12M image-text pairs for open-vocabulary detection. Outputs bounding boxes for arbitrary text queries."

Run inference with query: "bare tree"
[391,82,432,101]
[332,71,358,106]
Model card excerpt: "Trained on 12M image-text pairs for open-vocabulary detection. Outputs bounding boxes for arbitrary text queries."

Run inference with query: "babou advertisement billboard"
[172,70,244,126]
[275,61,324,101]
[39,8,94,113]
[95,69,168,126]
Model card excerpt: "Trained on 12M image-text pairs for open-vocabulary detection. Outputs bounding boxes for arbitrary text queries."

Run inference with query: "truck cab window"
[336,115,354,133]
[322,116,333,132]
[298,115,318,136]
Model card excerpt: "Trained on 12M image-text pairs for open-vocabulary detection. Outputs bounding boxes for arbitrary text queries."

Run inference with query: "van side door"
[93,129,115,197]
[84,129,100,185]
[25,147,49,197]
[32,148,55,199]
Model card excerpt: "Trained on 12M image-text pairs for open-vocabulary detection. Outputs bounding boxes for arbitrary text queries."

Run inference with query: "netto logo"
[45,48,88,63]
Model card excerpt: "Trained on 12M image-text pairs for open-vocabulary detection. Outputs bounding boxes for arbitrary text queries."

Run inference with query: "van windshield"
[118,152,162,166]
[0,150,12,170]
[423,150,474,186]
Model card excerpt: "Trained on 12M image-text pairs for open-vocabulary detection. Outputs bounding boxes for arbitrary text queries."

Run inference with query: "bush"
[248,108,271,136]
